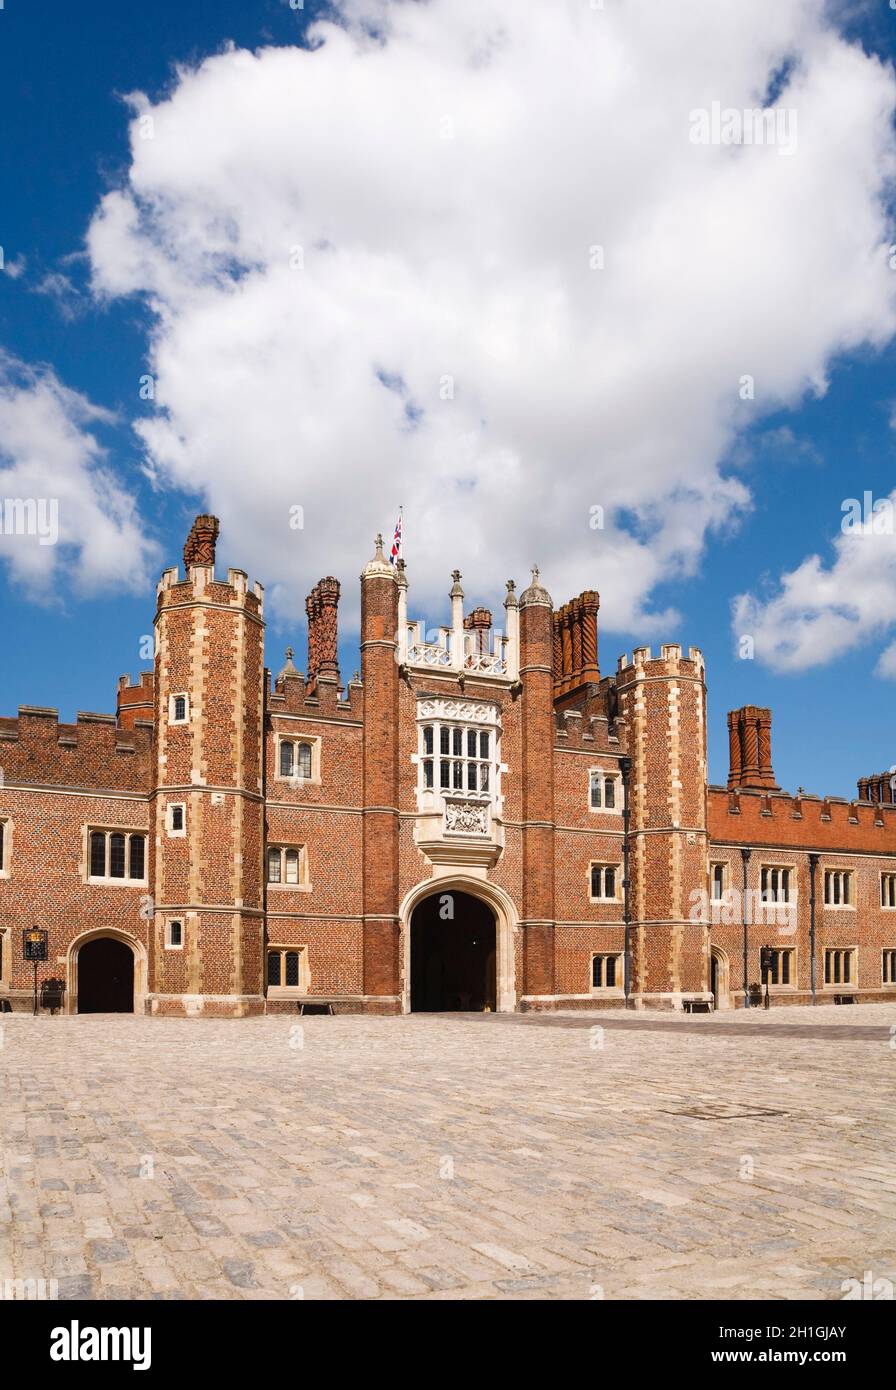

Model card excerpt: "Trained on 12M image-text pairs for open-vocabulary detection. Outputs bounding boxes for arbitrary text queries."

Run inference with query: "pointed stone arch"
[67,927,147,1015]
[399,875,518,1013]
[710,943,731,1011]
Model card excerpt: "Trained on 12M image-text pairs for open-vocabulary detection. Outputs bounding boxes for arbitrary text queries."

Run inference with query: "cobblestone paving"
[2,1004,895,1301]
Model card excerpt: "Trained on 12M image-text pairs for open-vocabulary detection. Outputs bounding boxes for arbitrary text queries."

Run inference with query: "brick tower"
[615,644,709,1006]
[149,515,266,1016]
[360,536,401,1010]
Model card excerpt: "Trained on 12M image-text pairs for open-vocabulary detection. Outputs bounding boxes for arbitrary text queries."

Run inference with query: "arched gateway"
[69,929,146,1014]
[410,892,496,1011]
[401,877,517,1013]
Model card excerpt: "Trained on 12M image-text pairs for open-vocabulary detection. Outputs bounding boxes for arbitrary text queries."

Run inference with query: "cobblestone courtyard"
[2,1005,895,1301]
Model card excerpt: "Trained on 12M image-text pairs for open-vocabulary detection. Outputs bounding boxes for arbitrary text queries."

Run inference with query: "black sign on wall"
[23,928,48,962]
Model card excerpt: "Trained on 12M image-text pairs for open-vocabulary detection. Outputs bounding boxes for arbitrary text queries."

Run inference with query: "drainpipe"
[620,756,633,1008]
[808,852,818,1006]
[741,847,751,1009]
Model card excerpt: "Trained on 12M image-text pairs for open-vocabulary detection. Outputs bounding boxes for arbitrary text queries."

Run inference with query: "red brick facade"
[1,517,895,1015]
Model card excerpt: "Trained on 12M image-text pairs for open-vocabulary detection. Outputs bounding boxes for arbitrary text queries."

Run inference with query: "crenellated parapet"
[117,672,155,731]
[709,784,896,850]
[0,706,153,790]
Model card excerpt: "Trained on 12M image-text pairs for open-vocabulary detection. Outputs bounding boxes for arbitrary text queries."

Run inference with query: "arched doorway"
[410,891,497,1011]
[710,945,730,1011]
[76,938,135,1013]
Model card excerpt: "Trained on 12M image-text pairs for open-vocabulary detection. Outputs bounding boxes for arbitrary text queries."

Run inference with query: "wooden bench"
[833,994,856,1005]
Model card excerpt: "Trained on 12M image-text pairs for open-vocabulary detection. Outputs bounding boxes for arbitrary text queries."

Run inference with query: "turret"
[518,567,556,999]
[149,515,265,1016]
[615,644,709,1006]
[360,536,400,1008]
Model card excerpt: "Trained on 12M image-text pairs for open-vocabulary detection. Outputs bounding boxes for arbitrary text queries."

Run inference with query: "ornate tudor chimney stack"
[727,706,778,790]
[183,514,219,569]
[552,590,600,697]
[305,577,341,693]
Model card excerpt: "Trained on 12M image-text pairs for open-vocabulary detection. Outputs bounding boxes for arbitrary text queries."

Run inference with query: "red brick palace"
[1,515,895,1016]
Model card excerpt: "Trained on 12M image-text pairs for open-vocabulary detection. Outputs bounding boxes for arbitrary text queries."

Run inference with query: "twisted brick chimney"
[183,515,219,569]
[305,577,341,692]
[552,590,600,696]
[727,706,778,790]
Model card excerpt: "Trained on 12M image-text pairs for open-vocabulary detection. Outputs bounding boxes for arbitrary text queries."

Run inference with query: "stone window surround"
[882,947,896,985]
[165,918,184,951]
[0,815,11,879]
[881,873,896,910]
[765,945,797,992]
[823,865,855,910]
[759,862,795,904]
[589,861,620,903]
[588,767,621,814]
[266,943,310,996]
[166,802,187,838]
[710,860,728,900]
[168,692,190,725]
[83,825,148,886]
[412,697,505,819]
[267,843,312,892]
[274,733,321,786]
[591,952,623,993]
[823,945,858,989]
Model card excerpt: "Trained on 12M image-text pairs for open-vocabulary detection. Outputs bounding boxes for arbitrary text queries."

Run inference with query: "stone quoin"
[1,516,895,1016]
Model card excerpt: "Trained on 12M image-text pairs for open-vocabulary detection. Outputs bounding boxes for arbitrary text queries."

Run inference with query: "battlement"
[615,644,705,679]
[554,707,623,753]
[708,784,896,852]
[117,671,155,731]
[156,565,264,615]
[156,518,264,615]
[0,705,153,790]
[268,659,363,720]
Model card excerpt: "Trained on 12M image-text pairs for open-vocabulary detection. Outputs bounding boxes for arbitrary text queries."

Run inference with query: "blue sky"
[1,0,895,797]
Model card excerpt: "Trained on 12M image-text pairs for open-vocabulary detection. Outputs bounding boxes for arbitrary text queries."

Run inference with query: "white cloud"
[33,271,83,321]
[733,491,896,673]
[86,0,896,639]
[878,640,896,679]
[0,353,158,597]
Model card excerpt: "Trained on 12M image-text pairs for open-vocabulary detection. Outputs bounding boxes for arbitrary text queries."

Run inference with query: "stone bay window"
[413,697,504,856]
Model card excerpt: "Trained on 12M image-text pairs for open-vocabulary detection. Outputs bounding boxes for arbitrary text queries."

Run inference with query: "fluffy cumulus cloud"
[87,0,896,639]
[734,491,896,675]
[0,353,157,596]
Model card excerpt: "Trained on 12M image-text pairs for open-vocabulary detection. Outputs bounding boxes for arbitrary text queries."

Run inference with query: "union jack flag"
[389,508,403,565]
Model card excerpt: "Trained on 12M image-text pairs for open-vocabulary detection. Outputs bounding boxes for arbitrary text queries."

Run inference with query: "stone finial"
[395,556,408,588]
[183,514,219,569]
[450,569,464,598]
[277,646,300,682]
[504,579,518,608]
[520,564,552,607]
[362,533,393,579]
